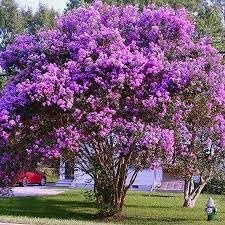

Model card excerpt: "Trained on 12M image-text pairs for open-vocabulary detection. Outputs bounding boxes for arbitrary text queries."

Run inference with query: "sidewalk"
[11,186,67,197]
[0,223,27,225]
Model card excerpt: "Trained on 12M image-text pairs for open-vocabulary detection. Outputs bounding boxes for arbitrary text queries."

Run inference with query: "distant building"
[55,158,184,192]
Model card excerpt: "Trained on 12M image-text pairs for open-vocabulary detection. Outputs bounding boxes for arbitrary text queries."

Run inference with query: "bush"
[203,178,225,195]
[39,167,58,183]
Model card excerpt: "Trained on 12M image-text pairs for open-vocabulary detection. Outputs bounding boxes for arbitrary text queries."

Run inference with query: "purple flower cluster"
[55,125,81,151]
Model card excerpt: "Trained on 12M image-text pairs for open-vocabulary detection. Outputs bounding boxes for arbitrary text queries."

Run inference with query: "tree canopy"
[65,0,225,50]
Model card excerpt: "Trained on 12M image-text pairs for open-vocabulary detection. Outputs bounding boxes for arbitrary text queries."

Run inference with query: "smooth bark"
[183,176,208,208]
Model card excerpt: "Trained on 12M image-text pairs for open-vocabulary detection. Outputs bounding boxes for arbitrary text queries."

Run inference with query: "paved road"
[11,186,68,197]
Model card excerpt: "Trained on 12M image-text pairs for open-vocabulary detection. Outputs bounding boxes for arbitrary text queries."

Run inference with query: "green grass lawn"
[0,190,224,225]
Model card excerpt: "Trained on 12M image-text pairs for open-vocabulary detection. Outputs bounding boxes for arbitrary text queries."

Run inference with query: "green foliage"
[31,4,58,33]
[0,0,24,49]
[203,178,225,195]
[141,0,200,9]
[39,167,58,183]
[20,8,34,34]
[0,0,58,49]
[65,0,83,11]
[197,7,223,37]
[20,5,58,35]
[0,0,24,33]
[0,75,7,89]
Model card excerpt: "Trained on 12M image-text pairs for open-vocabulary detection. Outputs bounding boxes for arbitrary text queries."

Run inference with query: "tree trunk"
[93,174,127,218]
[183,196,197,208]
[183,177,208,208]
[92,156,139,218]
[76,140,141,218]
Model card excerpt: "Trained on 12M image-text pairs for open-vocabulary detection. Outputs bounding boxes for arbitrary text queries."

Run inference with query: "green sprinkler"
[205,197,217,221]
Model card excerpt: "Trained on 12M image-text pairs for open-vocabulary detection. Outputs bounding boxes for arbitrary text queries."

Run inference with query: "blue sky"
[16,0,67,12]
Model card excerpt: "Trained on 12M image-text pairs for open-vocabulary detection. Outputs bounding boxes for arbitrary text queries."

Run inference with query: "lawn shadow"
[0,196,97,221]
[144,194,178,198]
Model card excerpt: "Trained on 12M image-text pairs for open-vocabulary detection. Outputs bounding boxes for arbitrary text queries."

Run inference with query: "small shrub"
[203,178,225,195]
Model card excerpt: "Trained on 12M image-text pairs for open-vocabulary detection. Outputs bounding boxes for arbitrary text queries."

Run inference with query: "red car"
[16,171,46,187]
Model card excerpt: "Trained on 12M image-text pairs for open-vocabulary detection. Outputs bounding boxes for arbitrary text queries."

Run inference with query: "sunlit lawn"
[0,190,224,225]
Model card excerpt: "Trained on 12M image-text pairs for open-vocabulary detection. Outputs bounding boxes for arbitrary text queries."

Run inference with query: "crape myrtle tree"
[165,67,225,208]
[1,1,225,216]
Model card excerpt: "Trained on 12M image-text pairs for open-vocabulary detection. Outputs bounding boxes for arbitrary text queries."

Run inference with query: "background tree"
[20,8,34,34]
[31,4,58,34]
[0,0,24,50]
[65,0,83,11]
[211,0,225,24]
[0,0,58,49]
